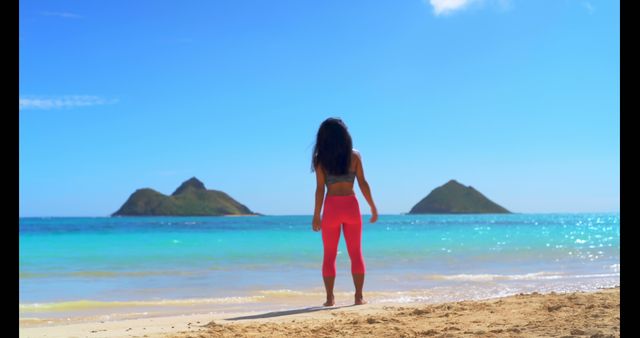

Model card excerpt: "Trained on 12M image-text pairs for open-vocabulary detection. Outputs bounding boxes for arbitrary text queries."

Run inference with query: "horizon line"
[19,211,621,218]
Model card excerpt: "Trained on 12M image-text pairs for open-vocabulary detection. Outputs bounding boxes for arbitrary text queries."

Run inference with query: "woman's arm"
[312,164,326,231]
[354,151,378,223]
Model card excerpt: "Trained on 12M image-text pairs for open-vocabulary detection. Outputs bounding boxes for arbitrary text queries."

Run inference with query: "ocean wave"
[19,296,266,313]
[423,271,620,282]
[257,289,310,296]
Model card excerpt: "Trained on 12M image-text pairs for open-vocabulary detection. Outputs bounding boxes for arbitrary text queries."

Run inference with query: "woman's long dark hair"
[311,118,353,175]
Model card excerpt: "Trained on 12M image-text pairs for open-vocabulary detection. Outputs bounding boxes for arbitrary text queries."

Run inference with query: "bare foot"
[323,296,335,307]
[354,296,367,305]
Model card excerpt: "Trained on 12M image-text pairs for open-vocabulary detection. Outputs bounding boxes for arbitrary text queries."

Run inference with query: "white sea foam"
[423,271,619,282]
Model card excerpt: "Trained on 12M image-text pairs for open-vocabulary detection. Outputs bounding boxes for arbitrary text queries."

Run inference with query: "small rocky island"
[112,177,256,216]
[409,179,510,214]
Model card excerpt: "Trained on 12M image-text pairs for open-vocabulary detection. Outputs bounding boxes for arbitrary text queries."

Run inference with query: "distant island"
[409,179,510,214]
[112,177,256,216]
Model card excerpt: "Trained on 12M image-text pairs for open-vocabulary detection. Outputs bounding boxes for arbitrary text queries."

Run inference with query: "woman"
[311,117,378,306]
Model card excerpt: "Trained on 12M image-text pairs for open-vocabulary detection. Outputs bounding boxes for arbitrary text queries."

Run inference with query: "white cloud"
[583,2,595,14]
[41,11,82,19]
[19,96,118,110]
[429,0,475,15]
[427,0,512,16]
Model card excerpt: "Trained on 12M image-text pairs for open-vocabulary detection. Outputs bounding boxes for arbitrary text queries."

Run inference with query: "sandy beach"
[19,287,619,338]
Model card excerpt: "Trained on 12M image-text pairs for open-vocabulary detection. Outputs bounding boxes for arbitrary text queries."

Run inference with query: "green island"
[112,177,256,216]
[409,179,510,214]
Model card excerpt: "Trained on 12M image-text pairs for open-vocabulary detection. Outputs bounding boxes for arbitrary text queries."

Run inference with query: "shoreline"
[19,287,619,338]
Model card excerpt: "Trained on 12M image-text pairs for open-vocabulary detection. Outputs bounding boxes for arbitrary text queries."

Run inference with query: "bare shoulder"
[351,149,362,171]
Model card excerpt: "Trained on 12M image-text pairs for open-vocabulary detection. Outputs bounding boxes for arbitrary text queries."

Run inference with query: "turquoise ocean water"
[19,214,619,324]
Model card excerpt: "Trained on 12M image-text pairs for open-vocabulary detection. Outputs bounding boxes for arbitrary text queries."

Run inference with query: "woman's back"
[322,151,360,196]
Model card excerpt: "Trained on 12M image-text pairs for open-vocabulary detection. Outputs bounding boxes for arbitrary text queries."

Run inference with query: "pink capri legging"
[321,194,366,277]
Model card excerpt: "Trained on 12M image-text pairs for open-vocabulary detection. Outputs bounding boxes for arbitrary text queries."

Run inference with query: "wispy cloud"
[427,0,512,16]
[429,0,476,16]
[583,2,595,14]
[19,96,118,110]
[41,11,82,19]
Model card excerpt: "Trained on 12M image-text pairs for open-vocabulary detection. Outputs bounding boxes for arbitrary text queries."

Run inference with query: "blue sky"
[19,0,619,216]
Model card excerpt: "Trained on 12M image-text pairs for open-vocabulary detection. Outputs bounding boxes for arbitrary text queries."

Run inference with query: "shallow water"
[19,213,619,324]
